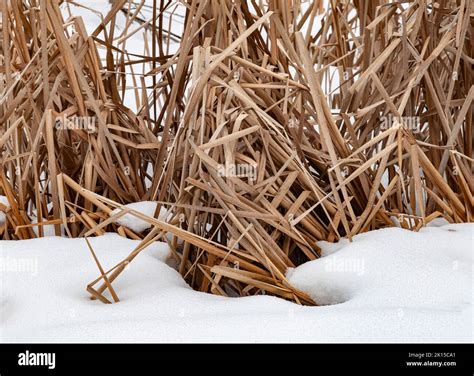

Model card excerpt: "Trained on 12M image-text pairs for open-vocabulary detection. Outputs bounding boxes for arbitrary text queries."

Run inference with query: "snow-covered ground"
[0,223,472,343]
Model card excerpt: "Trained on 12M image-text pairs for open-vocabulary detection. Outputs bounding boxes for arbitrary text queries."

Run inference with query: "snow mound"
[111,201,169,233]
[0,224,472,343]
[289,224,473,308]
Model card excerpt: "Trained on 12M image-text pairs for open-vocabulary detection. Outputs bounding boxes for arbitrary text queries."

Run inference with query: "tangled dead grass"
[0,0,472,304]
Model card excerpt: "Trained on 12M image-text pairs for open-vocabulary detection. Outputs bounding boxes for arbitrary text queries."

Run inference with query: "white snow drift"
[110,201,169,233]
[0,223,471,343]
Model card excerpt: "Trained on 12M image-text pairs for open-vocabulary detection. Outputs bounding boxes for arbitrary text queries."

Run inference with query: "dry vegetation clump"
[0,0,472,304]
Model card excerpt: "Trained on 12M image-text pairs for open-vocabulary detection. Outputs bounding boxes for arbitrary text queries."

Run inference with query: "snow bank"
[0,224,472,343]
[288,224,473,309]
[110,201,169,233]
